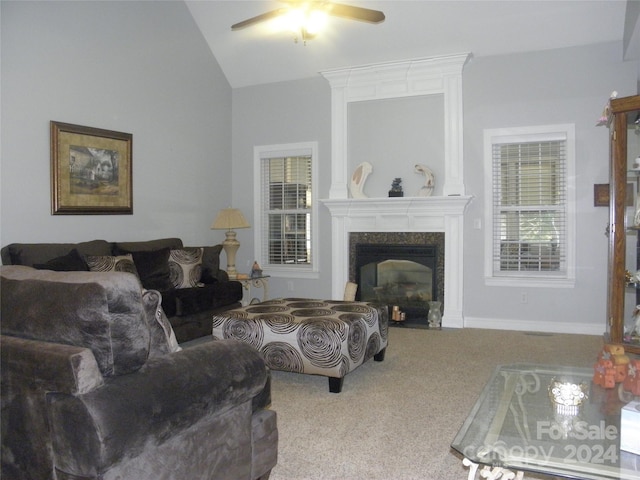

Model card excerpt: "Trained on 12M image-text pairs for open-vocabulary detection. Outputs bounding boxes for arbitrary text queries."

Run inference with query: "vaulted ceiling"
[185,1,638,89]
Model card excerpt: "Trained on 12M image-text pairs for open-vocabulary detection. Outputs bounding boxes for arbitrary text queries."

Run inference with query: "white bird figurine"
[350,161,373,198]
[415,164,434,197]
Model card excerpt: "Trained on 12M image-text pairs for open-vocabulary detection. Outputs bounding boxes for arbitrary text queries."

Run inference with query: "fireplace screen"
[355,244,437,323]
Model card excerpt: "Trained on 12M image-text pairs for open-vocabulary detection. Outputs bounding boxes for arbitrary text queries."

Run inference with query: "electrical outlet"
[287,281,294,291]
[520,292,528,304]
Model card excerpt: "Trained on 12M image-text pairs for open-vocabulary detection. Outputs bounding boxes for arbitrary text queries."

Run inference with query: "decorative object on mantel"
[388,177,403,197]
[349,161,372,198]
[414,164,435,197]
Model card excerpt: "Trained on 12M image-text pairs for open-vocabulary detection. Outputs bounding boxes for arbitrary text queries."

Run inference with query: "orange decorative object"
[623,359,640,396]
[614,364,628,383]
[593,359,616,388]
[596,345,629,384]
[604,344,626,356]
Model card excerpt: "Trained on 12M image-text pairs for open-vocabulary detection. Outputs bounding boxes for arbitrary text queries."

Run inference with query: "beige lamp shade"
[211,208,250,280]
[211,208,250,230]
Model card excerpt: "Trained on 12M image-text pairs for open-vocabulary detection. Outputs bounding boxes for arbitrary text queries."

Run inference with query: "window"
[484,125,575,287]
[254,142,319,278]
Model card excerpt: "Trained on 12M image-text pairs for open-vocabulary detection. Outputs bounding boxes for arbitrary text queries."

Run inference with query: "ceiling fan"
[231,1,386,43]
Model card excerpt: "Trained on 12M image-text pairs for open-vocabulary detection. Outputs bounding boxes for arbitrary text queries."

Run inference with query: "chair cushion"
[0,266,150,377]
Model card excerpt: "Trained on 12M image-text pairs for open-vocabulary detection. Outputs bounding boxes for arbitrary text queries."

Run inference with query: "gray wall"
[348,95,445,197]
[232,42,638,334]
[1,0,232,247]
[231,77,333,299]
[463,42,637,333]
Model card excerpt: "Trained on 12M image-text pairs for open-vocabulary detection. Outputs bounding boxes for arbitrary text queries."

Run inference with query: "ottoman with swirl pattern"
[212,298,388,393]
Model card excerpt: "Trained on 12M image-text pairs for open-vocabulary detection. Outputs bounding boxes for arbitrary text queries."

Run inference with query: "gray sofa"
[0,265,278,480]
[0,238,243,343]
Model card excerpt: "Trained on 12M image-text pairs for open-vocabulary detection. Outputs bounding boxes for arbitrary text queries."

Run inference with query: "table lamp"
[211,208,250,279]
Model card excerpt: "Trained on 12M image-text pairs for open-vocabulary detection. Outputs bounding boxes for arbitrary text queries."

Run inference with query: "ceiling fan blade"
[326,3,385,23]
[231,8,288,30]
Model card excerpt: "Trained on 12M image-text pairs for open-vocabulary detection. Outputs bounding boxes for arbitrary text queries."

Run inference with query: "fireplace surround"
[351,233,444,325]
[349,232,445,323]
[322,196,471,328]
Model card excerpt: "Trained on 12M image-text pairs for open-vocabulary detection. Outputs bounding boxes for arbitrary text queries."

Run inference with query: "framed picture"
[593,183,635,207]
[51,121,132,215]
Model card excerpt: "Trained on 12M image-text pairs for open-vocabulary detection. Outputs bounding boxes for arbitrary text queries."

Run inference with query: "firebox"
[355,243,439,326]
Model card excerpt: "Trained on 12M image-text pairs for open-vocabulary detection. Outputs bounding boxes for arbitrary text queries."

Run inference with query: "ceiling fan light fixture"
[282,7,305,33]
[278,6,328,42]
[231,1,385,44]
[305,9,328,35]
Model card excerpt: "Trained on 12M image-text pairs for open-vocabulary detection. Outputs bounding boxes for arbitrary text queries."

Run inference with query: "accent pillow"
[168,248,204,289]
[33,248,89,271]
[129,248,173,291]
[86,254,138,276]
[199,244,224,284]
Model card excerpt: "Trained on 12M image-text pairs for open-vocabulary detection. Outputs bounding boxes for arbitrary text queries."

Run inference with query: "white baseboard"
[462,316,604,336]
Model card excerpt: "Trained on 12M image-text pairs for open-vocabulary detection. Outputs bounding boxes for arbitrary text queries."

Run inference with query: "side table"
[237,275,270,305]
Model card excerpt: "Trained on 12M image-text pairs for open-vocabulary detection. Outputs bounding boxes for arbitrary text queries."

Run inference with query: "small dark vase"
[389,177,403,197]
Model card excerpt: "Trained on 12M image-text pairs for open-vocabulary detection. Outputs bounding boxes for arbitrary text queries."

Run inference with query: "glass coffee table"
[451,364,640,480]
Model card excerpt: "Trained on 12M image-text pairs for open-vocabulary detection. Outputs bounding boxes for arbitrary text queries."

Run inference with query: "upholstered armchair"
[1,266,277,480]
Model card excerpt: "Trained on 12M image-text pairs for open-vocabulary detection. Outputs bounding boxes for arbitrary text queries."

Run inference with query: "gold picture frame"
[593,184,610,207]
[51,121,132,215]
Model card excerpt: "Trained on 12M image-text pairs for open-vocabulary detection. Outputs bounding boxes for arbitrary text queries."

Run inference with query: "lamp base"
[222,231,240,280]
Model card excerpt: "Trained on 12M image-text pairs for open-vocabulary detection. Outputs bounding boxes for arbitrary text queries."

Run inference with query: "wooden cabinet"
[607,94,640,354]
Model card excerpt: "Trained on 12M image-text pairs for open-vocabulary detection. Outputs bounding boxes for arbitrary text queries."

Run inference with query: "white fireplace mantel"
[322,196,472,328]
[320,54,472,328]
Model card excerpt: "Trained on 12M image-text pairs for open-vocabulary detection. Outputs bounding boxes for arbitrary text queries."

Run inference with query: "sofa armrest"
[46,340,270,475]
[1,335,104,395]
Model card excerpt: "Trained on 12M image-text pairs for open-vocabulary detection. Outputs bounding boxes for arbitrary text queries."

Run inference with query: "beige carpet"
[267,327,603,480]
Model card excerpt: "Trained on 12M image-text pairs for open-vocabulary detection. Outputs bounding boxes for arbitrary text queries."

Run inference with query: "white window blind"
[261,155,312,266]
[492,139,567,276]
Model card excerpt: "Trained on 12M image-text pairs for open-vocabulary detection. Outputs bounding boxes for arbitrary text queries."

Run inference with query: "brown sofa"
[1,265,277,480]
[0,238,243,343]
